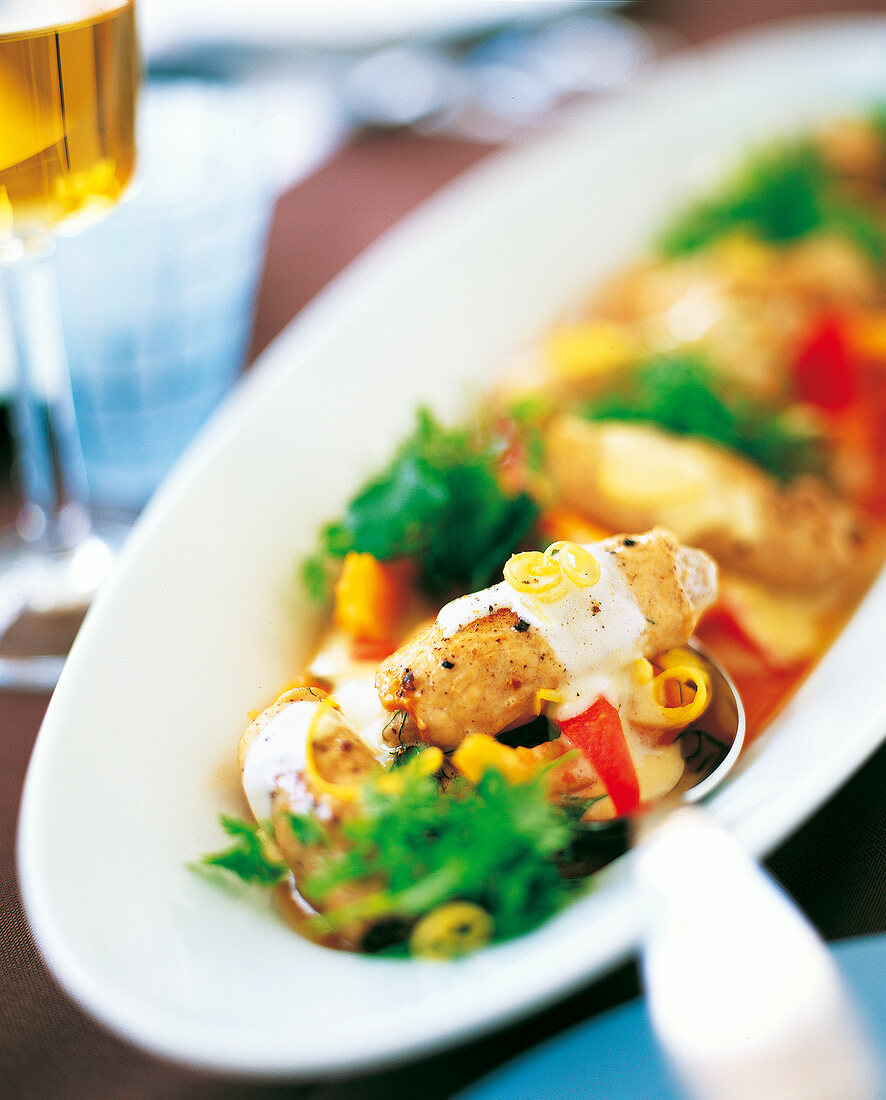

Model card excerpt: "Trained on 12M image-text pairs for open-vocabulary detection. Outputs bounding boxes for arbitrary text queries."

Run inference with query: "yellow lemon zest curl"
[304,696,363,803]
[652,664,710,727]
[504,541,600,604]
[533,687,566,715]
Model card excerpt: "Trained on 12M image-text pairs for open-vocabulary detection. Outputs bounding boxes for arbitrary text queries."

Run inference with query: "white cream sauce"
[331,679,392,759]
[436,541,648,720]
[244,649,393,819]
[242,699,319,821]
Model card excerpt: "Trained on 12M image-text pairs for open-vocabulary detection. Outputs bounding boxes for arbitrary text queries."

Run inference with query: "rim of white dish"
[17,13,886,1078]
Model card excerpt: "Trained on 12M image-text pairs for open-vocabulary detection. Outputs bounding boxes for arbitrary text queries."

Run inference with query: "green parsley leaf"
[822,200,886,266]
[297,759,586,947]
[200,815,288,885]
[389,743,420,769]
[506,394,551,474]
[581,352,826,482]
[304,409,538,600]
[659,140,886,265]
[660,142,828,255]
[284,812,328,847]
[300,552,334,603]
[869,103,886,154]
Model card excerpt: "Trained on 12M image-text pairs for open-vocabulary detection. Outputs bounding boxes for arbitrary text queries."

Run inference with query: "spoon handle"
[633,806,878,1100]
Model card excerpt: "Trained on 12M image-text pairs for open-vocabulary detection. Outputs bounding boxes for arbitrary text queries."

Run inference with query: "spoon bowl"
[680,638,746,804]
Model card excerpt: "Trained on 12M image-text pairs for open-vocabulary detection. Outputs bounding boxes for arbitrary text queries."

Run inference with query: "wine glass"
[0,0,139,688]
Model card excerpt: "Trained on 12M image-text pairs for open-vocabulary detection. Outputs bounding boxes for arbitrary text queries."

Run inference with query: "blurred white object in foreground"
[635,807,879,1100]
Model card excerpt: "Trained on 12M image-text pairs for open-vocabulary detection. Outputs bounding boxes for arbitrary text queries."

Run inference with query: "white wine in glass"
[0,0,139,688]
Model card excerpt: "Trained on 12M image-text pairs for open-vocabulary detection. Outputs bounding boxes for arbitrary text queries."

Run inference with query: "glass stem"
[3,237,91,551]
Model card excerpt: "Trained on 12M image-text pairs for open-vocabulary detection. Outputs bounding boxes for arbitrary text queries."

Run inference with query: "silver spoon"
[634,642,878,1100]
[672,638,746,805]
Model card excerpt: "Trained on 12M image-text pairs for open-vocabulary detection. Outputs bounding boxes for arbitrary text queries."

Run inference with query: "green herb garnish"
[505,394,551,474]
[869,103,886,157]
[389,742,420,768]
[582,352,826,481]
[295,759,584,945]
[659,140,886,265]
[284,813,328,848]
[197,758,615,952]
[304,408,538,600]
[200,815,288,885]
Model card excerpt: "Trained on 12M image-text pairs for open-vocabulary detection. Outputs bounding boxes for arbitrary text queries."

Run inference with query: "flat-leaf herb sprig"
[659,139,886,265]
[302,762,575,943]
[303,409,538,600]
[200,815,288,885]
[198,755,624,954]
[581,352,827,482]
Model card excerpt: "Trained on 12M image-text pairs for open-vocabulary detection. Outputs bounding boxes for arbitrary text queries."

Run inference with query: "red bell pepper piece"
[793,312,857,411]
[351,637,398,662]
[557,697,640,816]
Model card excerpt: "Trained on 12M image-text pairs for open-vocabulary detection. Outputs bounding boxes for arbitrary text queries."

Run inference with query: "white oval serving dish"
[18,15,886,1078]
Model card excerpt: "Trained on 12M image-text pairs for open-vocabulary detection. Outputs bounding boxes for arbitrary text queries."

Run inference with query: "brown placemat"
[4,3,886,1094]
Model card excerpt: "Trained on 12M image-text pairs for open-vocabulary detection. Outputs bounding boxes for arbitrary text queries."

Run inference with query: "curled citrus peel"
[652,664,710,726]
[304,696,363,803]
[504,541,600,603]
